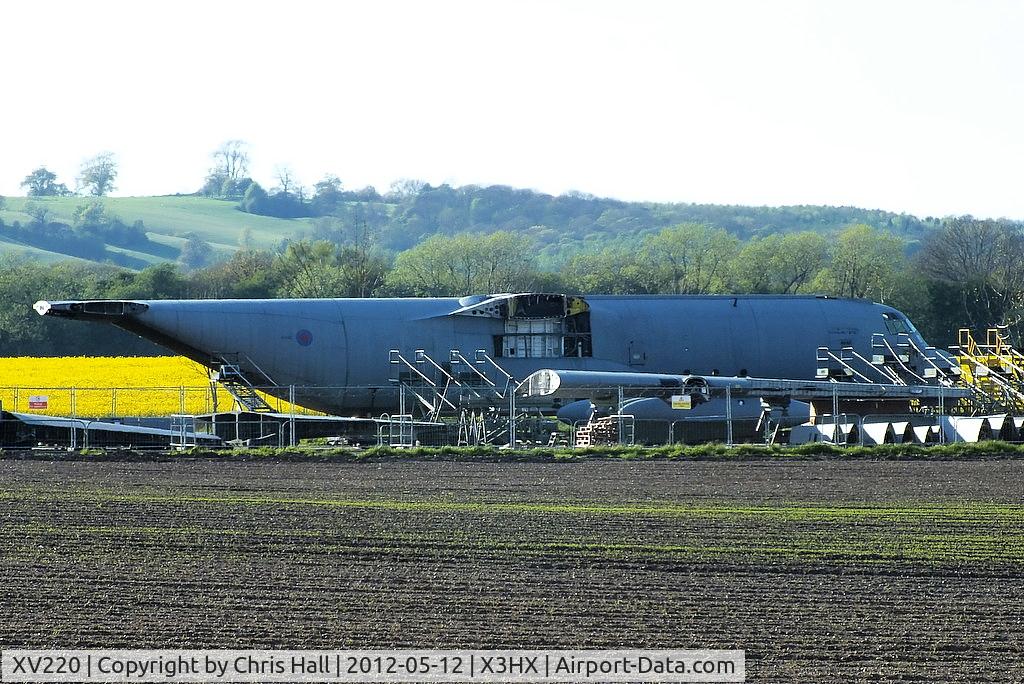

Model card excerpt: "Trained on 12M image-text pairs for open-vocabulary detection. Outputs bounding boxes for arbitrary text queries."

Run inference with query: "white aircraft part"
[804,420,859,444]
[890,421,913,443]
[987,414,1007,431]
[862,420,895,445]
[788,425,820,444]
[912,424,940,443]
[941,416,989,442]
[985,414,1016,440]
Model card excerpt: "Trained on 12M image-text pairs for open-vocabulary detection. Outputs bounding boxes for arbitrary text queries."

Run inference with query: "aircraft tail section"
[34,300,149,320]
[34,299,211,362]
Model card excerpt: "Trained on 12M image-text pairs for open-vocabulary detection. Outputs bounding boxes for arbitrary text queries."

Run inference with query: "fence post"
[508,387,516,448]
[289,385,297,447]
[939,386,946,444]
[617,386,625,445]
[832,384,840,444]
[725,385,733,446]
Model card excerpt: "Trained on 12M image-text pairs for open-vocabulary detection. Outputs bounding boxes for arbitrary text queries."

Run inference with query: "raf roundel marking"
[296,329,314,347]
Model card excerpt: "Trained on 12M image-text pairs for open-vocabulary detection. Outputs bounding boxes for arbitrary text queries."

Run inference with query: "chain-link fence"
[0,385,327,418]
[1,382,1016,450]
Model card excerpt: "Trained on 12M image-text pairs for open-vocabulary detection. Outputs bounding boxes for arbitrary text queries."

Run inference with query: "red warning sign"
[28,395,48,409]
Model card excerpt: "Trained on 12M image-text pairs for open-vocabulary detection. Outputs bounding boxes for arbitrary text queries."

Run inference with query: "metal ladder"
[952,328,1024,413]
[389,350,462,420]
[815,333,959,388]
[212,353,276,412]
[170,414,197,448]
[389,348,520,445]
[456,410,487,446]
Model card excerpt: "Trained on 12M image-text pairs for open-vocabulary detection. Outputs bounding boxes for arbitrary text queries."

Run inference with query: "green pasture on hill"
[1,195,312,251]
[0,235,94,264]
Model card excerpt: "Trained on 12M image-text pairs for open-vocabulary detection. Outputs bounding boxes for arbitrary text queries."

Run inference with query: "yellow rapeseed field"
[0,357,309,417]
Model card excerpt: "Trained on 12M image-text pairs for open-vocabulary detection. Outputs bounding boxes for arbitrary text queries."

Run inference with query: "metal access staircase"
[212,353,276,412]
[810,332,975,418]
[389,349,516,417]
[952,328,1024,413]
[389,348,521,445]
[816,333,957,387]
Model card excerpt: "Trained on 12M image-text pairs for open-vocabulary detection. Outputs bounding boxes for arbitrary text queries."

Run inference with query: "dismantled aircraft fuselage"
[34,293,950,414]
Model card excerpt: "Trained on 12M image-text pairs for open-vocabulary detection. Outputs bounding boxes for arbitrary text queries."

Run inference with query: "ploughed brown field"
[2,458,1022,682]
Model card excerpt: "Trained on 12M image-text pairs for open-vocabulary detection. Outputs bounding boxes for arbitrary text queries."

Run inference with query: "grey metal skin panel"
[618,397,811,425]
[133,298,459,413]
[554,397,811,435]
[138,298,350,385]
[38,294,938,415]
[583,295,908,380]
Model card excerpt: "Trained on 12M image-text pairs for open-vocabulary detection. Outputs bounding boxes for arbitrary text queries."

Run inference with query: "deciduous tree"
[273,165,298,195]
[276,240,388,298]
[813,224,904,301]
[72,200,107,227]
[387,231,537,296]
[732,232,828,294]
[21,167,70,197]
[202,140,251,197]
[639,223,739,294]
[24,202,52,225]
[312,175,344,214]
[212,140,249,181]
[387,178,427,200]
[560,247,655,294]
[77,152,118,196]
[916,216,1024,330]
[178,234,214,270]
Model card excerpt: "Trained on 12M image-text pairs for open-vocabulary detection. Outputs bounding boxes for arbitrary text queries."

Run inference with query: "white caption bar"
[1,650,745,683]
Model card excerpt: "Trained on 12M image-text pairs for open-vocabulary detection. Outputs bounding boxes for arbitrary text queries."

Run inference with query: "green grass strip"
[8,439,1024,462]
[7,490,1023,522]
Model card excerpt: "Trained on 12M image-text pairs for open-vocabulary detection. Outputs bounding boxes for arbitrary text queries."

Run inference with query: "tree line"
[192,140,944,264]
[0,200,169,270]
[2,216,1021,357]
[18,153,117,198]
[4,138,944,273]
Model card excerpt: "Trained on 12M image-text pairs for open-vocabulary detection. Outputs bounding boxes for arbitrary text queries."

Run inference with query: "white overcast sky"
[2,0,1022,219]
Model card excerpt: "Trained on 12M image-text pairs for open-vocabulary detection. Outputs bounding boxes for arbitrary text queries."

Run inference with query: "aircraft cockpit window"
[882,312,909,335]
